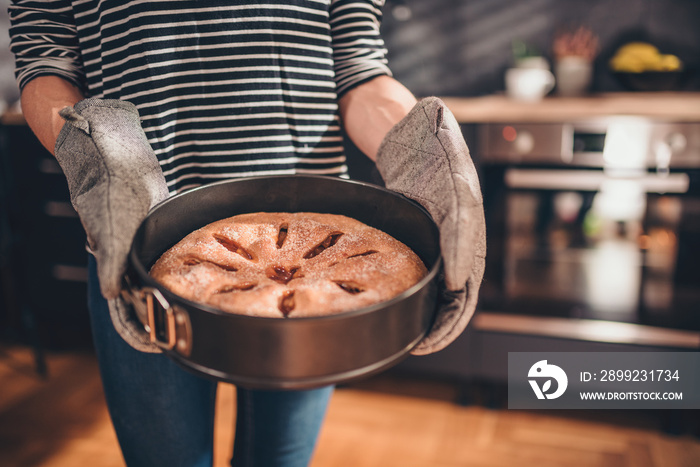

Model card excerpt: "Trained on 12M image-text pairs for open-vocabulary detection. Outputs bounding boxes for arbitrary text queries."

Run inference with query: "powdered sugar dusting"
[150,212,427,317]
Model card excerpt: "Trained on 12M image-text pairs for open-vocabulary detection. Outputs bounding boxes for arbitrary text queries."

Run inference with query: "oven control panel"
[479,121,700,169]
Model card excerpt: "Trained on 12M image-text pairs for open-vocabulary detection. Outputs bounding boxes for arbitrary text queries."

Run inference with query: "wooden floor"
[1,344,699,467]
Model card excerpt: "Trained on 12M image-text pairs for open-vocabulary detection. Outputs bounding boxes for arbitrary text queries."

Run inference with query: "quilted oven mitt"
[376,97,486,355]
[54,99,169,352]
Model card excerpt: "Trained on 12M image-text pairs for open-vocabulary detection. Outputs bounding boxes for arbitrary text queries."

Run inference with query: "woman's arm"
[338,75,417,161]
[20,76,84,155]
[329,1,414,159]
[9,0,85,154]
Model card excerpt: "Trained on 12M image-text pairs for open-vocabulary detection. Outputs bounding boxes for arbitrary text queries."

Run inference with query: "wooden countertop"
[441,92,700,123]
[3,92,700,126]
[0,109,25,125]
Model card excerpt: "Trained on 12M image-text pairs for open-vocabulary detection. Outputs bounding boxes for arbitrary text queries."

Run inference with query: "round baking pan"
[125,175,441,389]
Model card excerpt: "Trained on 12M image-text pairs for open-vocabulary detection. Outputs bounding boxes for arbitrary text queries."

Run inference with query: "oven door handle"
[504,168,689,193]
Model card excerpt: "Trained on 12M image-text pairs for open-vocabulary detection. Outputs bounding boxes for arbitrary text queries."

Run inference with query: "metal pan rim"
[130,174,442,323]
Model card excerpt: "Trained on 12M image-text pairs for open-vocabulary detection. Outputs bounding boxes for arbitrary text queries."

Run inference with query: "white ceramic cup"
[505,67,556,102]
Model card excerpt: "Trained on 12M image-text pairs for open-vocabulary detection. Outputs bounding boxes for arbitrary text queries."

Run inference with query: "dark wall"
[381,0,700,96]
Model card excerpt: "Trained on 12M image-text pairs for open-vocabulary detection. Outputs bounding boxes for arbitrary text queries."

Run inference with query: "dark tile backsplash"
[381,0,700,96]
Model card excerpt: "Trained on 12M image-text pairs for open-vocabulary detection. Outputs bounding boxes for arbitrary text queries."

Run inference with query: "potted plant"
[552,26,599,96]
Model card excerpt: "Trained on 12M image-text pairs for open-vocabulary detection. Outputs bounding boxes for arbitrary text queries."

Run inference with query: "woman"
[9,1,484,465]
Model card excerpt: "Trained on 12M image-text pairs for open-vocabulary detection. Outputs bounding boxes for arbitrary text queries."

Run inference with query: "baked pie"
[149,212,427,318]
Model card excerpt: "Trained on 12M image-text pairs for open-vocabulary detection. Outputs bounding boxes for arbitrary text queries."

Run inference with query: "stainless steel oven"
[398,117,700,388]
[477,119,700,349]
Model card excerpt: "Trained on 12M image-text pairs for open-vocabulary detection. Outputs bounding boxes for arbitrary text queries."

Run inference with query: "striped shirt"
[9,0,391,193]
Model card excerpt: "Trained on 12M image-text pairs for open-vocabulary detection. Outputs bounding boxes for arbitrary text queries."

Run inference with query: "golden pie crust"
[149,212,427,318]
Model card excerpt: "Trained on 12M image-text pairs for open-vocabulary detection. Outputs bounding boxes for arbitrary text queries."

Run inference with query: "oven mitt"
[376,97,486,355]
[54,98,170,352]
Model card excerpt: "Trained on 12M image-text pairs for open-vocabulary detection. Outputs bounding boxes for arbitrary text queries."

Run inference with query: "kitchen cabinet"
[0,116,91,350]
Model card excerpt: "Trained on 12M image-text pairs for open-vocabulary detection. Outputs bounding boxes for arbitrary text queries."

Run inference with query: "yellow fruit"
[656,54,682,71]
[610,42,683,72]
[617,42,659,59]
[610,54,646,72]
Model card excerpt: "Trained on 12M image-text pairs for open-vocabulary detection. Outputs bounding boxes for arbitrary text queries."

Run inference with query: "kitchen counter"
[1,108,25,125]
[4,92,700,126]
[441,92,700,123]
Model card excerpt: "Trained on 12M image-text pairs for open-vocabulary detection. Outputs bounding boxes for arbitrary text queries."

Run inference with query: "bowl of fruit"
[610,42,686,91]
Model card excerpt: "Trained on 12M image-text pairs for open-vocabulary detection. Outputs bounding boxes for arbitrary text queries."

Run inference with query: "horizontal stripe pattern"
[9,0,390,193]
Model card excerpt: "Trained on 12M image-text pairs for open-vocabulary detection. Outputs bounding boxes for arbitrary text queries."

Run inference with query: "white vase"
[555,56,593,96]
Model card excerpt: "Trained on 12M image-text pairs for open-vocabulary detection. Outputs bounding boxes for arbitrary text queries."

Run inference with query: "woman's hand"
[351,94,487,355]
[55,99,170,352]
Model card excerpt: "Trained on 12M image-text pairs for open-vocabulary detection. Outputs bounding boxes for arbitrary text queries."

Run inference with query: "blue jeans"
[87,256,333,467]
